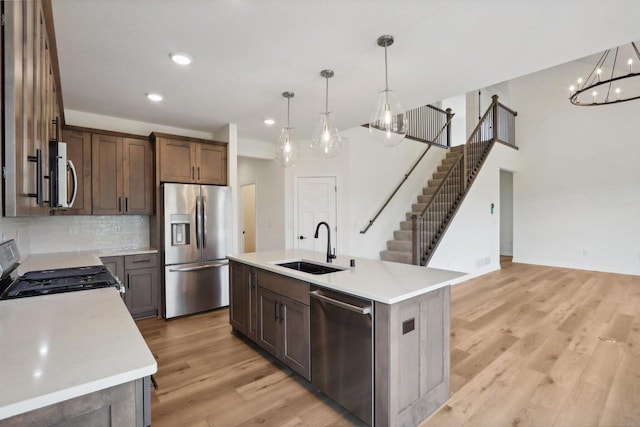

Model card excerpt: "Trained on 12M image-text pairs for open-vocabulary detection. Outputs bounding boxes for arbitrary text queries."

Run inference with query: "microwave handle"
[67,159,78,208]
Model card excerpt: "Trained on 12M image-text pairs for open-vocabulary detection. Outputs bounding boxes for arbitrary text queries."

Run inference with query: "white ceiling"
[52,0,640,144]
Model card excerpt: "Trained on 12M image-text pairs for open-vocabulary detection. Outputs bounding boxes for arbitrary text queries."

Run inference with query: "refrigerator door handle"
[169,262,227,272]
[202,195,207,249]
[195,196,202,249]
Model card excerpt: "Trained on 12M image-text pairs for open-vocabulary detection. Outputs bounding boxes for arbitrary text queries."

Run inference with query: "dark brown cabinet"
[3,0,60,216]
[230,261,257,341]
[154,134,227,185]
[255,272,311,381]
[102,253,158,319]
[60,130,92,215]
[92,135,153,215]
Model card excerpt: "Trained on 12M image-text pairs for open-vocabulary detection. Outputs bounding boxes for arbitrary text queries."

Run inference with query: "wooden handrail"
[360,108,454,234]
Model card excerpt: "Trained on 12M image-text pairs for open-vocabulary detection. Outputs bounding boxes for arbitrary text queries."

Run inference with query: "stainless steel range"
[0,240,123,300]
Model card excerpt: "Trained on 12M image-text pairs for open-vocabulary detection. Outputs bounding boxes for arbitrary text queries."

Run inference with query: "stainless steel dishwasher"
[310,287,373,425]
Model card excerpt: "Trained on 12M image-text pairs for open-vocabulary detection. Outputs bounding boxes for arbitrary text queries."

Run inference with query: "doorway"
[296,176,337,252]
[500,170,514,257]
[240,183,256,253]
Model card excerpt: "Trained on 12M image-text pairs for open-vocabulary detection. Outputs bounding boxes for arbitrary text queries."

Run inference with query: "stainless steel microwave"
[49,140,77,209]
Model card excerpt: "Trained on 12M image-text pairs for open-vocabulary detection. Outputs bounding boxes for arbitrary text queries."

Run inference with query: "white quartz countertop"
[228,249,467,304]
[16,247,158,275]
[0,288,157,420]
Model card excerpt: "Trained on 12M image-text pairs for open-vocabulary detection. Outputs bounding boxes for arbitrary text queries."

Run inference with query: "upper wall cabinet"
[2,0,61,216]
[152,133,227,185]
[92,134,153,215]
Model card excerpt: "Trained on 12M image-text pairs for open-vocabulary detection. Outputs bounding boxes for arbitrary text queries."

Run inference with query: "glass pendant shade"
[311,113,341,158]
[369,89,407,146]
[275,126,299,167]
[275,91,299,167]
[311,69,342,158]
[369,35,407,147]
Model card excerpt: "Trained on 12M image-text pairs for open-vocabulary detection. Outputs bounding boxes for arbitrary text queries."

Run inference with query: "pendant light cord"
[384,44,389,91]
[325,77,329,113]
[287,97,290,128]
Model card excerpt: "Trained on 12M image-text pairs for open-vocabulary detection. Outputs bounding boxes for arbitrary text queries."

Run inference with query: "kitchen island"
[228,249,467,427]
[0,250,157,426]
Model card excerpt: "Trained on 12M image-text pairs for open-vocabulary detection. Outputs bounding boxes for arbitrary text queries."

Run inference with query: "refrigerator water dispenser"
[170,214,191,246]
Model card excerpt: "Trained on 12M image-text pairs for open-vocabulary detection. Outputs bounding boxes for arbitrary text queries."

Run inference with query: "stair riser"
[387,240,412,252]
[380,250,413,265]
[393,230,413,241]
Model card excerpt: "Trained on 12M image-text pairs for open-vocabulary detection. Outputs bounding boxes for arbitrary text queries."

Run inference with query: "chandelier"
[569,41,640,106]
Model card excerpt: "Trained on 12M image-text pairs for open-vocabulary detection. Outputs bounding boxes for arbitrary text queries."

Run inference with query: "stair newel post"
[445,108,453,147]
[411,214,419,265]
[491,95,499,143]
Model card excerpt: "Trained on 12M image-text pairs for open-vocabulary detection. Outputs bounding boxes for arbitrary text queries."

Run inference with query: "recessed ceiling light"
[147,93,163,102]
[171,53,192,65]
[263,118,275,126]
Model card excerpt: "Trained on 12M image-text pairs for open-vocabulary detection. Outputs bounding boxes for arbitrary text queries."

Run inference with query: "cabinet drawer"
[125,253,158,270]
[257,270,310,305]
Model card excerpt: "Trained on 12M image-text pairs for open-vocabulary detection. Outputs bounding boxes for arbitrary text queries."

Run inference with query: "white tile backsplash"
[0,215,149,255]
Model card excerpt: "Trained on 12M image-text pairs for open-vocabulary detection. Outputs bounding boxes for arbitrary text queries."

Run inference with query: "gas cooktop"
[4,265,122,299]
[0,240,123,300]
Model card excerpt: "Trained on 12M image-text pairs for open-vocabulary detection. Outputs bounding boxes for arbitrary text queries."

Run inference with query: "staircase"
[380,146,464,265]
[379,95,518,266]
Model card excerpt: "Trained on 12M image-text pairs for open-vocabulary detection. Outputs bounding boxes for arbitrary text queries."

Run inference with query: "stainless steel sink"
[276,260,346,275]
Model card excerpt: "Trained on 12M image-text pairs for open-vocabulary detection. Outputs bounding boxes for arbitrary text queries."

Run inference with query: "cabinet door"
[196,143,227,185]
[248,268,258,341]
[125,266,158,318]
[159,139,196,183]
[256,287,279,357]
[60,130,92,215]
[92,134,123,214]
[101,256,125,282]
[229,262,249,336]
[280,295,311,380]
[123,138,153,215]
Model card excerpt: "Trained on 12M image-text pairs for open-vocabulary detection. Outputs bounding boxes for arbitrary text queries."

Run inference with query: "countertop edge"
[227,252,465,304]
[0,363,157,421]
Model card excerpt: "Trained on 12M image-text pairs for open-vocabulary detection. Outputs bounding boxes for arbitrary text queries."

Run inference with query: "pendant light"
[369,35,407,146]
[275,92,299,167]
[311,69,342,158]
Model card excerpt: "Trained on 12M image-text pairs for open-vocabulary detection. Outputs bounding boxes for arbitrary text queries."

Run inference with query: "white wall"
[0,215,149,255]
[282,127,447,259]
[509,60,640,275]
[237,157,286,251]
[428,143,520,274]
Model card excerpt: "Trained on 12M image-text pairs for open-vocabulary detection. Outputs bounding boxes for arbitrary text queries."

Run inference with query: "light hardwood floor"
[137,262,640,426]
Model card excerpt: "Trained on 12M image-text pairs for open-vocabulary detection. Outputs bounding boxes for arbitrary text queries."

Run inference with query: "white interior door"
[240,183,256,253]
[296,177,337,252]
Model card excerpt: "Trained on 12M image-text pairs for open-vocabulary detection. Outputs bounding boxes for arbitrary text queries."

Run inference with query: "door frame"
[293,175,339,252]
[239,180,257,253]
[499,169,514,257]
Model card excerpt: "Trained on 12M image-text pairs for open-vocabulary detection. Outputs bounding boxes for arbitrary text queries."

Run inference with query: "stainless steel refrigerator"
[163,183,232,318]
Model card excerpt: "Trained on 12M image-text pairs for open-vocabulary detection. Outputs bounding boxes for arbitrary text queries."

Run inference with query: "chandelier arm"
[584,50,608,87]
[605,48,619,102]
[633,42,640,60]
